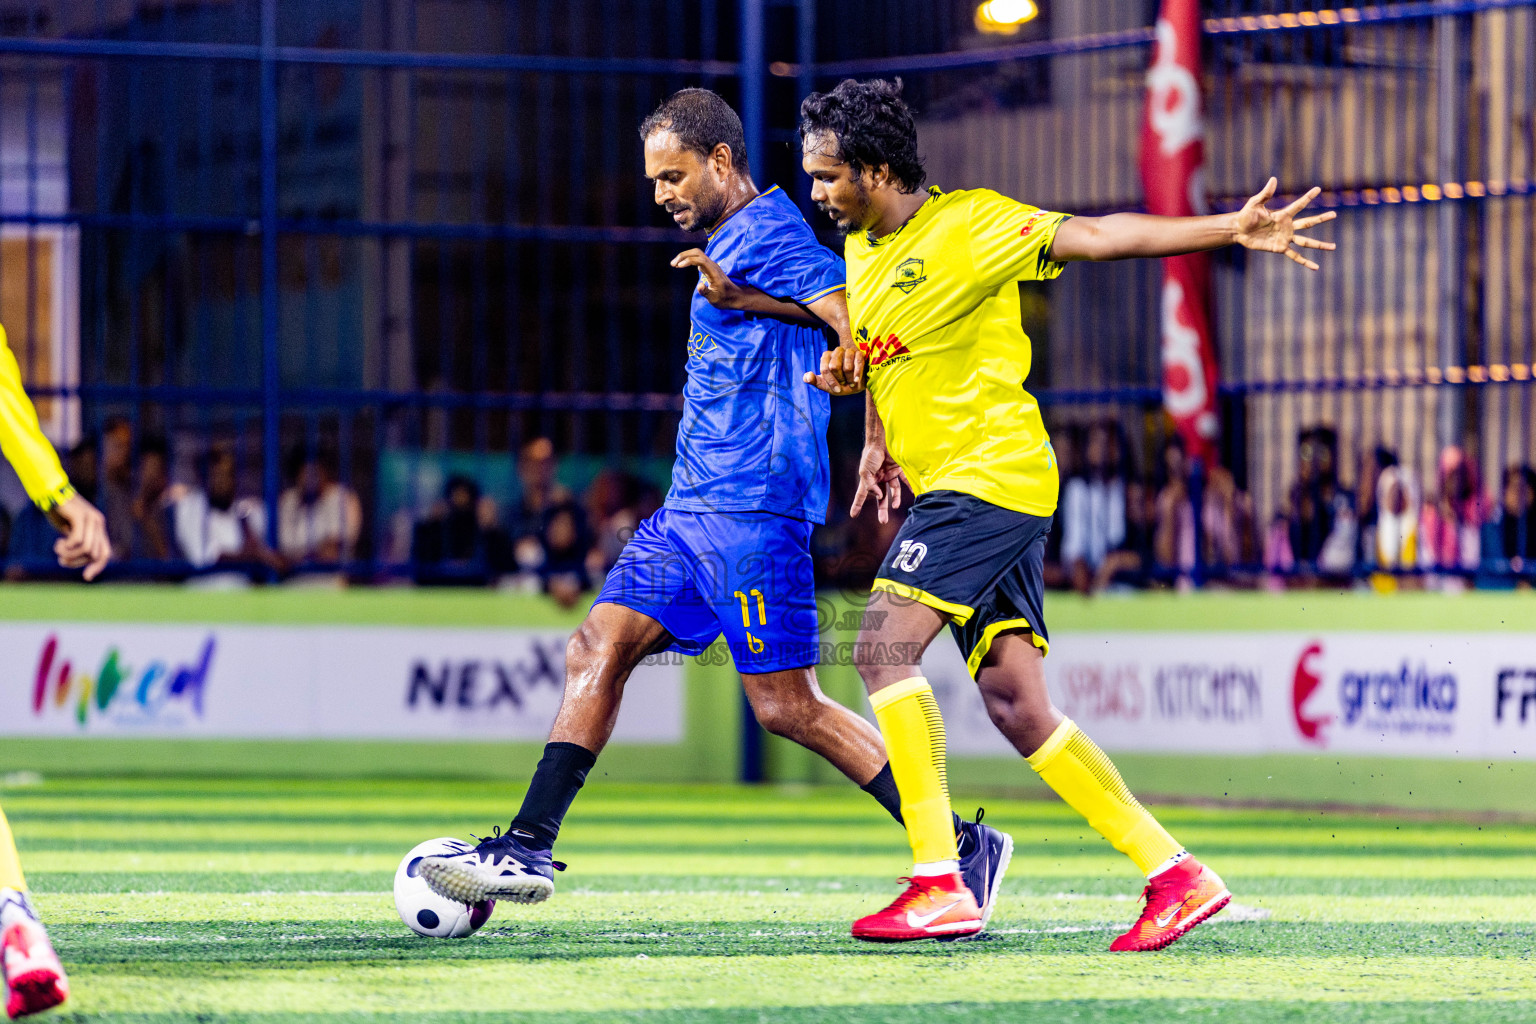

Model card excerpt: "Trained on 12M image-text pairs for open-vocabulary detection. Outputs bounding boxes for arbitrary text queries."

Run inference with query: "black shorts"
[872,489,1052,677]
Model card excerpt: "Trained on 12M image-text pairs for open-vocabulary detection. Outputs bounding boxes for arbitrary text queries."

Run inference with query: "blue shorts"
[593,508,820,674]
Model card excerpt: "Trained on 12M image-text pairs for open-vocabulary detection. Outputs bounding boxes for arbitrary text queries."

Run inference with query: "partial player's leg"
[421,512,711,907]
[845,587,988,941]
[739,665,976,835]
[690,509,964,837]
[967,565,1230,951]
[0,806,69,1019]
[739,667,889,786]
[421,600,670,906]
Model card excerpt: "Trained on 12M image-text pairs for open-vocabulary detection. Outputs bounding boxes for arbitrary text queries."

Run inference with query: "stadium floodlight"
[975,0,1040,34]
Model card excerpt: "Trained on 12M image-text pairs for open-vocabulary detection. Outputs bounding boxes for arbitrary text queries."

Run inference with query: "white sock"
[912,859,959,877]
[1147,850,1191,880]
[0,887,35,929]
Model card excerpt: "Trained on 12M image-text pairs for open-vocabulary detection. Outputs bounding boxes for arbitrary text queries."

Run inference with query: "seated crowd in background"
[2,418,1534,596]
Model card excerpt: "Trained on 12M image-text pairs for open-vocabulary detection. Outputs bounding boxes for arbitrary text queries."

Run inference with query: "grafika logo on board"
[31,634,216,727]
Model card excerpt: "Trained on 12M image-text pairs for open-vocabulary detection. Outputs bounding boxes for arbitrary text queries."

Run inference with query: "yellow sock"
[1028,718,1182,876]
[869,676,958,866]
[0,804,27,893]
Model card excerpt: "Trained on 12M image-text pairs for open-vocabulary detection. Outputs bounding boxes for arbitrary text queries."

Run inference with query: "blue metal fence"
[0,0,1531,590]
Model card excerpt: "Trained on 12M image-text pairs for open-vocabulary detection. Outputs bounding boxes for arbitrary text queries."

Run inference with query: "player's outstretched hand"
[850,442,906,524]
[671,248,746,309]
[803,344,866,396]
[1232,177,1337,270]
[46,493,111,581]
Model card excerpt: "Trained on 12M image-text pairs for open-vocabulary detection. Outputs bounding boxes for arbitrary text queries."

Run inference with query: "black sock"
[509,741,597,850]
[860,762,964,834]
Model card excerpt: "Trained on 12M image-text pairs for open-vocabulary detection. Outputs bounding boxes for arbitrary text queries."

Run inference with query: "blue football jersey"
[666,185,844,524]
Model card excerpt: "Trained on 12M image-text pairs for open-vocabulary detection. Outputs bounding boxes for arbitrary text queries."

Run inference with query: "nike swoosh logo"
[906,898,965,928]
[1155,901,1189,929]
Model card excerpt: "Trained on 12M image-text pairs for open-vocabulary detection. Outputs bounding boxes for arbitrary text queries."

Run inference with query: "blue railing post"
[259,0,281,549]
[1190,455,1206,589]
[739,0,767,785]
[795,0,817,211]
[741,0,765,187]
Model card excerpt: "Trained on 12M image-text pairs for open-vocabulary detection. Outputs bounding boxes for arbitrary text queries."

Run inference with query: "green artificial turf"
[3,777,1535,1022]
[2,582,1532,631]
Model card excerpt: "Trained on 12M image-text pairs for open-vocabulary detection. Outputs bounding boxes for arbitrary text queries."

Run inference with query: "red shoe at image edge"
[3,918,69,1019]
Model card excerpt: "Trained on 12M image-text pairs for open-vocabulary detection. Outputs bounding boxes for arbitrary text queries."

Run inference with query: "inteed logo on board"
[31,633,215,728]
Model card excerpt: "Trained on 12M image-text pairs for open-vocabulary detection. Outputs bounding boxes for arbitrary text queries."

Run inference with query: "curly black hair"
[639,88,748,172]
[798,78,925,193]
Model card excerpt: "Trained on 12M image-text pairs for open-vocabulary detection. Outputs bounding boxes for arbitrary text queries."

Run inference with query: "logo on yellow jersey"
[856,326,911,369]
[891,257,927,294]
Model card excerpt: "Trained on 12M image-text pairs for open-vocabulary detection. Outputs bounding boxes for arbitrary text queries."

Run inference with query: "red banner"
[1140,0,1219,464]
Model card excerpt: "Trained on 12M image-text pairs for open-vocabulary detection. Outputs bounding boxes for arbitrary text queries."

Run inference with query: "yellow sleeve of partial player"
[0,324,73,510]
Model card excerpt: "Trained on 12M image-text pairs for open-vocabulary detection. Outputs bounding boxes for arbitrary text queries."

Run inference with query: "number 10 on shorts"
[893,540,928,572]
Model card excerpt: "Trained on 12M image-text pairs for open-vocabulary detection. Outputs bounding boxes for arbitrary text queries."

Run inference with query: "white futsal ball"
[393,837,496,937]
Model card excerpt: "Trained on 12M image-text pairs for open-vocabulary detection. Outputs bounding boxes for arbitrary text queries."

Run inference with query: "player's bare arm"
[671,247,863,393]
[1049,177,1337,270]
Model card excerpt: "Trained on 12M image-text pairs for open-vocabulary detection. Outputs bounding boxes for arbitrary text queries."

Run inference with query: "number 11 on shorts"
[734,589,767,628]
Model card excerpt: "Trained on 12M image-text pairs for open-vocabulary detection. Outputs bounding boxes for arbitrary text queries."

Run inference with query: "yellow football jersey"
[845,186,1070,516]
[0,323,72,510]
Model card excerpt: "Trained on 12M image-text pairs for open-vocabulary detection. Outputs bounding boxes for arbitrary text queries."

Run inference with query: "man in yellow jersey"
[789,78,1335,948]
[0,325,110,1017]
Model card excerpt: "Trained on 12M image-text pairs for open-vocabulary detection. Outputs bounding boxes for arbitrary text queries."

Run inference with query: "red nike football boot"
[852,872,983,942]
[1109,856,1230,952]
[3,917,69,1019]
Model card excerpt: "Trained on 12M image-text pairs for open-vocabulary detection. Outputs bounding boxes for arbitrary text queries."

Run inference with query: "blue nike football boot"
[953,808,1014,934]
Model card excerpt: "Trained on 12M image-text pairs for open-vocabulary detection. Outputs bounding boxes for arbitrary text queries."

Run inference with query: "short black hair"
[799,78,925,193]
[639,88,748,171]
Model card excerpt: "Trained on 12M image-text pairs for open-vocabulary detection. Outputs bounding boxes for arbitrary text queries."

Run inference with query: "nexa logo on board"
[407,638,563,713]
[1292,641,1457,745]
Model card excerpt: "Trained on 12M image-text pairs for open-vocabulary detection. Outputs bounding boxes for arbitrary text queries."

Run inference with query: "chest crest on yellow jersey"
[891,257,927,294]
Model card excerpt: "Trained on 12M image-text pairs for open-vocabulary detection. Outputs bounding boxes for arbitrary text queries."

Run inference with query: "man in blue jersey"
[421,89,1012,931]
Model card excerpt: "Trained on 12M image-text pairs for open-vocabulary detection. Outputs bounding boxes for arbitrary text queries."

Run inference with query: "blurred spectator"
[278,444,362,567]
[1419,445,1483,577]
[0,503,8,559]
[4,501,57,580]
[69,438,100,506]
[508,437,573,548]
[411,474,513,586]
[1093,477,1156,592]
[1154,436,1253,585]
[1485,465,1536,578]
[173,447,284,582]
[1060,419,1128,594]
[1355,446,1398,571]
[1042,422,1083,589]
[100,415,135,559]
[130,436,176,562]
[1375,464,1421,570]
[583,467,659,580]
[1286,426,1356,576]
[539,499,595,608]
[1203,459,1254,576]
